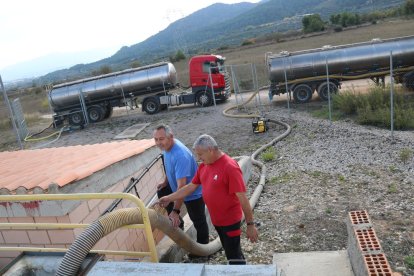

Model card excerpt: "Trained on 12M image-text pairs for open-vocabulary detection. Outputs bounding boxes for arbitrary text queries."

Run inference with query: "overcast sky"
[0,0,260,71]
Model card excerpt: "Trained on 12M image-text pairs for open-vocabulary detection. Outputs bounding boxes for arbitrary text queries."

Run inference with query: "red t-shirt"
[192,154,246,226]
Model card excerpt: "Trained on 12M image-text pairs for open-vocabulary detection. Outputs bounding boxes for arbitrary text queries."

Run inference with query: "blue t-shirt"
[163,139,202,202]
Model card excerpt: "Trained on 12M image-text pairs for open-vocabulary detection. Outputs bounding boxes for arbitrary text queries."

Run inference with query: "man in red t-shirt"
[158,134,258,264]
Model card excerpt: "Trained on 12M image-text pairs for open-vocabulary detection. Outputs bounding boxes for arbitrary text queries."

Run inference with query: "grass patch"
[387,183,398,193]
[0,118,11,131]
[388,165,399,173]
[261,147,276,162]
[310,170,323,177]
[399,148,413,164]
[269,172,296,184]
[405,256,414,269]
[24,113,43,125]
[313,86,414,130]
[311,107,343,121]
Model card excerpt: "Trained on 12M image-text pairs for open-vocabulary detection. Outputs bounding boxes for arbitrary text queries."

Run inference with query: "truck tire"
[293,84,313,103]
[87,106,105,123]
[68,110,84,126]
[143,97,160,114]
[403,72,414,90]
[196,91,213,107]
[317,82,338,101]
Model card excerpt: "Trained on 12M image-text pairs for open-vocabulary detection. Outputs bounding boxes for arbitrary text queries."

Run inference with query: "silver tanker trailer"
[48,54,230,126]
[49,62,177,126]
[266,35,414,103]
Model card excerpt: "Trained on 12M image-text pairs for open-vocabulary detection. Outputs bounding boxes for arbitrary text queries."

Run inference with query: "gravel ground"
[32,92,414,275]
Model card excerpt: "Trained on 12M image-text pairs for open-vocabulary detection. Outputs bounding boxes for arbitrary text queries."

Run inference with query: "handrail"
[0,193,158,262]
[103,154,163,214]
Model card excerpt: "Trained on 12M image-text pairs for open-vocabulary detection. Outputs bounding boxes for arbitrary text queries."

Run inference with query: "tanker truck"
[266,35,414,103]
[48,54,230,126]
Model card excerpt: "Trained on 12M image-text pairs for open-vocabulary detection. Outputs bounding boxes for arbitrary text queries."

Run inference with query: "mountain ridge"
[3,0,406,86]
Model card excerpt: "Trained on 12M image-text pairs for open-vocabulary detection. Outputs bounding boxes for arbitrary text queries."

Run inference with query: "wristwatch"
[246,221,255,226]
[172,209,180,214]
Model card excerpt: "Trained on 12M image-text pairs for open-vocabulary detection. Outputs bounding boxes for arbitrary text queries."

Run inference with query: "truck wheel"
[143,98,160,114]
[196,91,213,107]
[68,110,84,126]
[293,84,313,103]
[87,106,104,123]
[403,72,414,90]
[317,82,338,101]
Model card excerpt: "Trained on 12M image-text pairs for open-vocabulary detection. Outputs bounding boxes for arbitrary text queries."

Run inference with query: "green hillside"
[38,0,405,85]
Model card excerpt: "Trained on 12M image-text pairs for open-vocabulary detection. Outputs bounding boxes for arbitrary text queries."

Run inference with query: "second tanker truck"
[48,54,230,126]
[266,35,414,103]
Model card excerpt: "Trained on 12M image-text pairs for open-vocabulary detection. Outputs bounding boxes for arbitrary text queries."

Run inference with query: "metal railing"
[103,154,163,214]
[0,193,158,262]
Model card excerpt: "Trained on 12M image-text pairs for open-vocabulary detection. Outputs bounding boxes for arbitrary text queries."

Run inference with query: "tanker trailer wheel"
[87,106,104,123]
[143,97,160,114]
[68,110,85,126]
[317,82,338,101]
[403,72,414,90]
[293,84,313,103]
[196,91,213,107]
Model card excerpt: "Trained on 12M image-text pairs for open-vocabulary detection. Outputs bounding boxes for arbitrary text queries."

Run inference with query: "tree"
[91,66,112,76]
[330,14,341,25]
[175,50,186,62]
[302,14,325,34]
[169,50,186,63]
[130,61,141,68]
[404,0,414,14]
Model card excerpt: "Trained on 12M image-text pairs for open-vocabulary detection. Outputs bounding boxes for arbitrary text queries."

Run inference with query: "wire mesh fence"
[2,49,412,151]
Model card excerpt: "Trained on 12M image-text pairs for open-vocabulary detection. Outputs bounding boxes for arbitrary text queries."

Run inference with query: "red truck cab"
[189,54,230,106]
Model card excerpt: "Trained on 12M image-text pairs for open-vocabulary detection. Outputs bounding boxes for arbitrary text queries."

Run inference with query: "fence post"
[283,57,290,114]
[325,55,332,123]
[390,51,394,140]
[0,75,23,149]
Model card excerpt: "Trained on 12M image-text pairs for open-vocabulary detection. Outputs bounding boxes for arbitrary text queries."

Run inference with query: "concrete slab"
[273,250,354,276]
[89,262,279,276]
[113,123,150,139]
[89,262,205,276]
[204,264,279,275]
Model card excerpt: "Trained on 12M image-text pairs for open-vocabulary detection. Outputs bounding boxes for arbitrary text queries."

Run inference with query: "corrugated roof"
[0,139,155,194]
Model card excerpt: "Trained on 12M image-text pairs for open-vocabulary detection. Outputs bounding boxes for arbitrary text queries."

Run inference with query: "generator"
[252,117,268,133]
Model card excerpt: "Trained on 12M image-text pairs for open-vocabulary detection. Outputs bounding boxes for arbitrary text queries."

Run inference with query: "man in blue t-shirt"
[153,124,209,245]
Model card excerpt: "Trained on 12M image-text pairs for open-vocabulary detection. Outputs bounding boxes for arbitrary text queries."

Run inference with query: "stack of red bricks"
[347,210,400,276]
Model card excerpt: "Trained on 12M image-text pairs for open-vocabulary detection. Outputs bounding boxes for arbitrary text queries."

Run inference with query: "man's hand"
[157,196,171,208]
[168,211,181,228]
[246,224,258,243]
[157,182,167,191]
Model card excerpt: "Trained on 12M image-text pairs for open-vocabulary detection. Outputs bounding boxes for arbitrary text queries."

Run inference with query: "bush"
[261,147,276,162]
[130,61,141,68]
[405,255,414,269]
[302,14,325,33]
[92,66,112,76]
[218,45,230,51]
[241,39,255,46]
[399,148,413,164]
[169,50,186,63]
[330,86,414,130]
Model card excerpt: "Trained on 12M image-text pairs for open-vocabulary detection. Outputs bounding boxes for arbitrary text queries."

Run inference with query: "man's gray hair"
[154,124,173,137]
[193,134,218,150]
